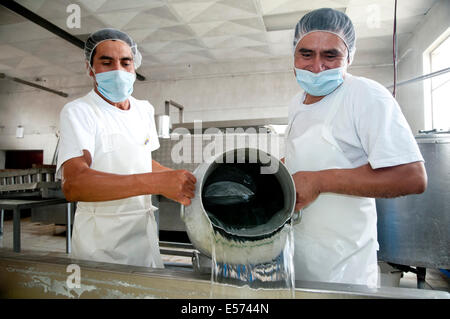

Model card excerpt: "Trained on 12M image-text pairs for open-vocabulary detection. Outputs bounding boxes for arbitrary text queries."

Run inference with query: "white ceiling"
[0,0,439,81]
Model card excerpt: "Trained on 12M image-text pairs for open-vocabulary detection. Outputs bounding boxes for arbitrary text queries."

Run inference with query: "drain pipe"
[386,67,450,89]
[0,1,146,81]
[165,100,185,123]
[0,73,69,97]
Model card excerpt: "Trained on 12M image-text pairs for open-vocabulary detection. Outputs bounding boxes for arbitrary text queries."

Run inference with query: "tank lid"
[415,130,450,143]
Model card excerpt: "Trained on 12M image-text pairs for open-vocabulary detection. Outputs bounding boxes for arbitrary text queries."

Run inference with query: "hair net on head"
[84,28,142,69]
[293,8,356,64]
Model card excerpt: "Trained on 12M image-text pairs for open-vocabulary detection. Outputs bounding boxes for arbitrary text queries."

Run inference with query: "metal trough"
[0,250,448,299]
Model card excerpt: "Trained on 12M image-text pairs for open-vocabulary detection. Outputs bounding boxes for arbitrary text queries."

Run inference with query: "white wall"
[396,0,450,134]
[0,77,89,164]
[134,56,394,124]
[134,59,299,123]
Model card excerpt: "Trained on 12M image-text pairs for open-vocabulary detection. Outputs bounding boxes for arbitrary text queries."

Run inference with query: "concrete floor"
[0,214,193,265]
[1,214,449,294]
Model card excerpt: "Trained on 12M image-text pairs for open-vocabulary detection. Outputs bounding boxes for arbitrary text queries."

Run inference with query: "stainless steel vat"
[376,133,450,269]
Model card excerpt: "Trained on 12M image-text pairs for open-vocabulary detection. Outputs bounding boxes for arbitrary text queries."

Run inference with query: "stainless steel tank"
[376,132,450,269]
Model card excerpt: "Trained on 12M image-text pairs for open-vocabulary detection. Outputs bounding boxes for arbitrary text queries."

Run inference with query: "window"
[429,35,450,130]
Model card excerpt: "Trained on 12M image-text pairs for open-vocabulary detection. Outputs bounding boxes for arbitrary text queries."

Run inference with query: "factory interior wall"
[0,46,402,164]
[134,66,299,123]
[133,59,394,124]
[0,81,61,165]
[396,0,450,134]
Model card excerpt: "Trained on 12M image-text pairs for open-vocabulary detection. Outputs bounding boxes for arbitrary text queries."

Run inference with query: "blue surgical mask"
[94,69,136,103]
[295,67,344,96]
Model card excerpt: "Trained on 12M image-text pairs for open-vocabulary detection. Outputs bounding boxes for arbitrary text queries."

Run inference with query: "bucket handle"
[292,209,302,225]
[180,204,185,220]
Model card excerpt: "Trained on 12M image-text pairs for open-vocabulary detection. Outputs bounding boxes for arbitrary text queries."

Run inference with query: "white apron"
[285,84,378,287]
[70,94,164,268]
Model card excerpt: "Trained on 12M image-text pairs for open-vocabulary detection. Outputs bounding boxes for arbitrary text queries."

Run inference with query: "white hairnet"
[84,28,142,69]
[293,8,356,64]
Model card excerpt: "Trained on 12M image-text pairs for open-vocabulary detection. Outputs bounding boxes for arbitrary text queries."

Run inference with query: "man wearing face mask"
[56,28,196,268]
[285,9,427,287]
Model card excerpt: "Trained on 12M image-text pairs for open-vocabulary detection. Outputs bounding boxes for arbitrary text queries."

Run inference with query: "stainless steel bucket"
[182,147,297,264]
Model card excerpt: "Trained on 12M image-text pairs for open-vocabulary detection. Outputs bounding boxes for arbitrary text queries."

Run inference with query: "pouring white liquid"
[209,220,296,299]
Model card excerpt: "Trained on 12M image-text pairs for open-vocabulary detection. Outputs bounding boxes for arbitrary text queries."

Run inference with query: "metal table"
[0,198,74,253]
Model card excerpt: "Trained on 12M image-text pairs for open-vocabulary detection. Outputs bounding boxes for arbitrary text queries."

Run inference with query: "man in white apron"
[56,29,196,268]
[285,9,427,287]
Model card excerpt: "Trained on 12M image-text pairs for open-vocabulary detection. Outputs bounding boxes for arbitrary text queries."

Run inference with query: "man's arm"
[292,161,427,211]
[152,160,172,172]
[61,150,196,205]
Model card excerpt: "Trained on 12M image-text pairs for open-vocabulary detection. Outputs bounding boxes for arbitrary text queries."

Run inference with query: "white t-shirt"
[56,90,160,179]
[288,73,423,169]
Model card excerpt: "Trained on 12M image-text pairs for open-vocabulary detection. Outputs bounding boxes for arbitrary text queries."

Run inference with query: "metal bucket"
[182,147,298,264]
